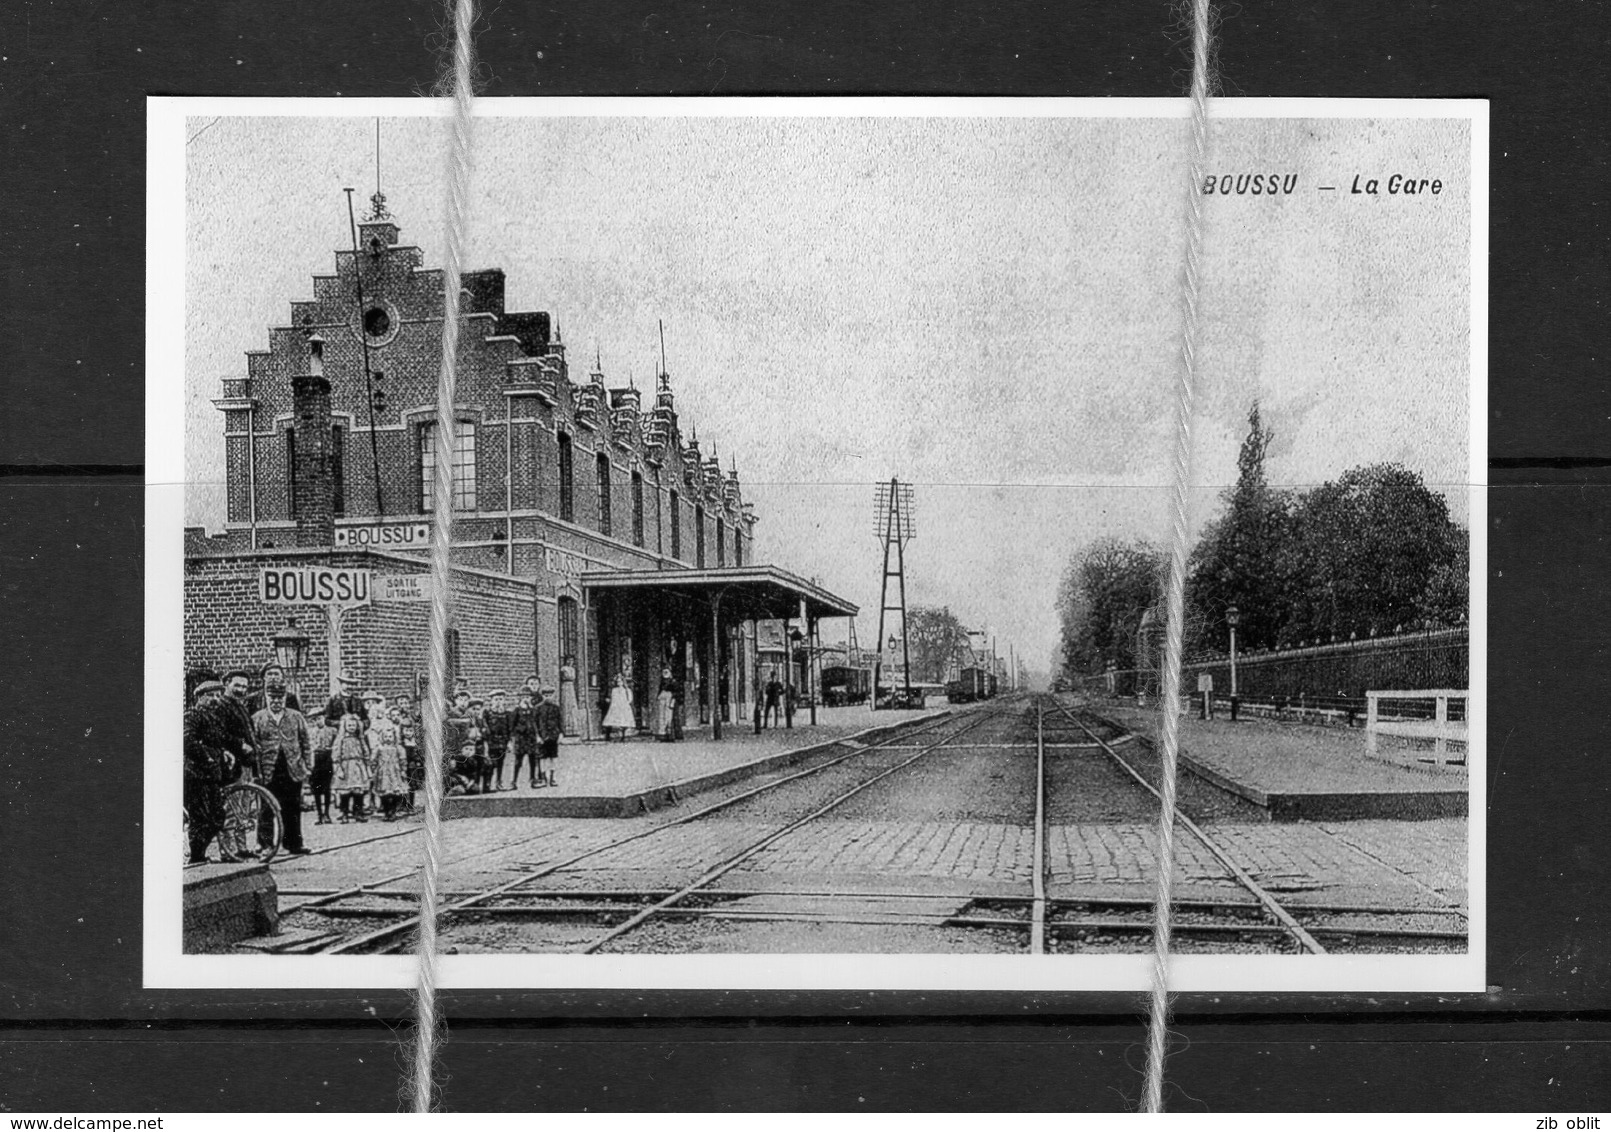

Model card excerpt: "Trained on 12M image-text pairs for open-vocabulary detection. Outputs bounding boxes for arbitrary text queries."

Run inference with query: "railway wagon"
[946,666,993,704]
[820,664,872,707]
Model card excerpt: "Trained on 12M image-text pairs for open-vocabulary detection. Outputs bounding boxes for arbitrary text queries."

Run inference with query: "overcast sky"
[184,110,1473,673]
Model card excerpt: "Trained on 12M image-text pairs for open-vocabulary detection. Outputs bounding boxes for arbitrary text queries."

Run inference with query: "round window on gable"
[351,299,400,348]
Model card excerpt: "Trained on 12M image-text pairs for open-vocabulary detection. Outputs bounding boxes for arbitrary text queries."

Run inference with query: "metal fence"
[1078,627,1469,719]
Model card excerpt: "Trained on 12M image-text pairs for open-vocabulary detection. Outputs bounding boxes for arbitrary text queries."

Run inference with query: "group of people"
[437,677,565,794]
[182,662,568,866]
[595,666,799,741]
[599,666,690,742]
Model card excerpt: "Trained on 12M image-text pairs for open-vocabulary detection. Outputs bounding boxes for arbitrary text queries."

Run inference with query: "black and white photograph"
[146,98,1486,991]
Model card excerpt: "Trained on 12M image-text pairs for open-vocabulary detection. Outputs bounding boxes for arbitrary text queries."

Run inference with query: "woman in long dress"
[655,667,675,742]
[602,672,635,741]
[559,656,580,737]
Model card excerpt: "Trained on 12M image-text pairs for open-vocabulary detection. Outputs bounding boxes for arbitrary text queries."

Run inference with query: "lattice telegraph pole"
[872,478,915,708]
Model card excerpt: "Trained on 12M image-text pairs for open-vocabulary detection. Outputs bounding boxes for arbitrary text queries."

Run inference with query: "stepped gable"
[216,194,756,554]
[234,201,561,440]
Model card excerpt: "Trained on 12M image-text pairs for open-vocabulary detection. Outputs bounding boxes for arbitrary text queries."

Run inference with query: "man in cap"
[218,669,257,784]
[184,680,238,863]
[480,688,515,792]
[247,660,303,715]
[322,672,365,728]
[250,684,313,856]
[533,685,563,788]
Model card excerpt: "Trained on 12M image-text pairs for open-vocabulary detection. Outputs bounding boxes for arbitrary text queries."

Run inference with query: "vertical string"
[1143,0,1215,1114]
[410,0,477,1113]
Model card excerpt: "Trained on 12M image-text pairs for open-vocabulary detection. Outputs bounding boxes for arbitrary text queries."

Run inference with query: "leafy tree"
[1056,537,1165,677]
[1278,462,1466,642]
[904,604,972,683]
[1187,402,1293,652]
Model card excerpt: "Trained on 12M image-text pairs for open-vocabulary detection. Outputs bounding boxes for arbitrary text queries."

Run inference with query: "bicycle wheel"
[221,782,283,863]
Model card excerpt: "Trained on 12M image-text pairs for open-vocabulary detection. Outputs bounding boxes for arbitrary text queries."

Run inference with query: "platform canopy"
[578,564,858,621]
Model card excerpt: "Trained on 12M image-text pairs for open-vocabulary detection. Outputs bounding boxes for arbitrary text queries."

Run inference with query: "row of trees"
[1056,405,1470,677]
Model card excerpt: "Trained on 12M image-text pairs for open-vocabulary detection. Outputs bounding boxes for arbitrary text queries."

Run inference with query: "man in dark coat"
[183,680,236,864]
[322,672,366,727]
[533,686,563,788]
[763,674,784,730]
[217,669,257,783]
[250,685,313,855]
[246,661,303,715]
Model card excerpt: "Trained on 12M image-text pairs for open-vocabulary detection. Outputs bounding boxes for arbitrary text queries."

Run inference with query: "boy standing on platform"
[511,687,539,789]
[482,689,515,791]
[533,685,563,788]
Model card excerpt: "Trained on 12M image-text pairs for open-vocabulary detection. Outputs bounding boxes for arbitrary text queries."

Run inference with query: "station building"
[184,194,855,737]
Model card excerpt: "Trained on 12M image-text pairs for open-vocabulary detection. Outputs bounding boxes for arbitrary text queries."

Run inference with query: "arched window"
[695,505,706,568]
[596,452,612,535]
[734,529,743,567]
[557,596,580,672]
[556,431,574,522]
[716,518,726,567]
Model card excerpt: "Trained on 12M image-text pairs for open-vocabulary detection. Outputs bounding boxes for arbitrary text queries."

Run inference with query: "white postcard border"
[146,96,1488,992]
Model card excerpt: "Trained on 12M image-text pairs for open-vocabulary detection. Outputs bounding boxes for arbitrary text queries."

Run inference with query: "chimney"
[291,334,334,547]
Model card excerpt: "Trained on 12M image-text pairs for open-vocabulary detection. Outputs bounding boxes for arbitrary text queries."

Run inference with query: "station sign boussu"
[335,522,430,549]
[259,567,372,607]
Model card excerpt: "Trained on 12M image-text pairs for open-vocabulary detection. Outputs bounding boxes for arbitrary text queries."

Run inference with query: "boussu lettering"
[259,567,372,607]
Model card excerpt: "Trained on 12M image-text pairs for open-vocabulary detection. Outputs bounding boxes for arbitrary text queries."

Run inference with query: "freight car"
[820,664,873,707]
[946,666,994,704]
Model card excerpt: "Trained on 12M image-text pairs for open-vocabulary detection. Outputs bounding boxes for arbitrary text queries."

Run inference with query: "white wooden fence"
[1365,689,1467,764]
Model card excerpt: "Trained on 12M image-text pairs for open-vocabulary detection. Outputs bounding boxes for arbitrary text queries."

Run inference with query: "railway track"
[1047,697,1466,954]
[267,695,1463,956]
[290,708,990,954]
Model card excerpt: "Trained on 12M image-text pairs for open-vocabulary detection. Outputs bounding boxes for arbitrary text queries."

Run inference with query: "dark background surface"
[2,0,1608,1111]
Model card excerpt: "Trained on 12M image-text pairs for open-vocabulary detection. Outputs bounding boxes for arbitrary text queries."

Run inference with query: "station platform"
[445,704,947,819]
[1097,705,1468,821]
[182,860,277,952]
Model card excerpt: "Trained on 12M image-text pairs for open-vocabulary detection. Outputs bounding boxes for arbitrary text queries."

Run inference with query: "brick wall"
[184,549,536,699]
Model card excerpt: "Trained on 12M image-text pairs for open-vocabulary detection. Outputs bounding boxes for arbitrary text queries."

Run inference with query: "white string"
[1143,0,1215,1114]
[410,0,476,1113]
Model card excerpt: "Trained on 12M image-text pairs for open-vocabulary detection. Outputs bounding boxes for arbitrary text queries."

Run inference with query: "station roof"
[579,564,858,621]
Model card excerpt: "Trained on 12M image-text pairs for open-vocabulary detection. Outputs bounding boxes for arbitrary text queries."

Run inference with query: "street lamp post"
[271,617,312,701]
[1226,605,1241,721]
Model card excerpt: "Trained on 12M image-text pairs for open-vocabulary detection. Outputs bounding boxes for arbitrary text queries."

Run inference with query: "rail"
[1030,704,1048,954]
[319,709,974,954]
[1052,700,1326,954]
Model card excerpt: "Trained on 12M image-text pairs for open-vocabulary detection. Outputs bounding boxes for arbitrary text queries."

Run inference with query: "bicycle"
[183,781,283,865]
